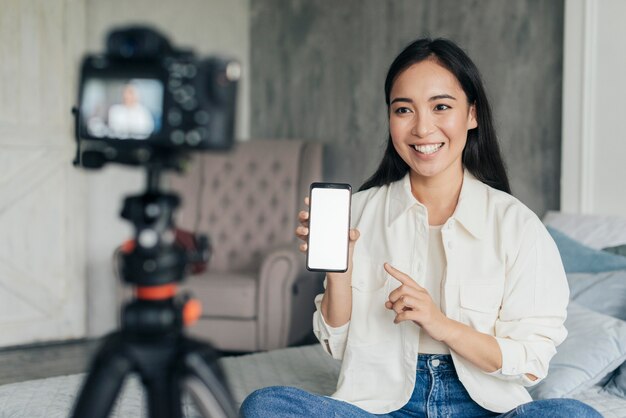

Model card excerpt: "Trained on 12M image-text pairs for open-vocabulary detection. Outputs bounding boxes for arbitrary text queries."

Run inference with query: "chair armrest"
[256,244,322,350]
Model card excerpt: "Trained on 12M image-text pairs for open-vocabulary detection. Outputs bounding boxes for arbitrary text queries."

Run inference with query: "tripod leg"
[71,334,133,418]
[143,367,184,418]
[183,348,238,418]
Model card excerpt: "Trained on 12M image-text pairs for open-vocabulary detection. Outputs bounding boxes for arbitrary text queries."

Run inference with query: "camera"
[74,25,240,169]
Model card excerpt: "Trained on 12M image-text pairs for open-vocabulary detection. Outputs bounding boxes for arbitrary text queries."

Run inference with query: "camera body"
[75,26,240,168]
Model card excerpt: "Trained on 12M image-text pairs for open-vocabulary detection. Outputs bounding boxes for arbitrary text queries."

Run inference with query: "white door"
[0,0,87,347]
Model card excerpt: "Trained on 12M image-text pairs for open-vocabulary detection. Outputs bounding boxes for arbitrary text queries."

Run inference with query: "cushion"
[546,226,626,273]
[181,273,257,319]
[567,270,626,321]
[543,211,626,250]
[605,362,626,398]
[528,301,626,399]
[603,244,626,258]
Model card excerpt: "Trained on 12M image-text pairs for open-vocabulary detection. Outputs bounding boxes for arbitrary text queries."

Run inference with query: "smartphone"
[306,182,352,272]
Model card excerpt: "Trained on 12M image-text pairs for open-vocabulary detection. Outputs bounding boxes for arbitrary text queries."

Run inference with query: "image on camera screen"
[81,78,164,140]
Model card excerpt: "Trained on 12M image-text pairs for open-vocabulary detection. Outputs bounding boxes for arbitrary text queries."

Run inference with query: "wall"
[561,0,626,216]
[0,0,87,347]
[84,0,250,336]
[250,0,564,216]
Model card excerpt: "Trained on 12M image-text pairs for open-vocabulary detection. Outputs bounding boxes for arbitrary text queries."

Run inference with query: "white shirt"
[108,103,154,139]
[312,171,569,414]
[418,225,450,355]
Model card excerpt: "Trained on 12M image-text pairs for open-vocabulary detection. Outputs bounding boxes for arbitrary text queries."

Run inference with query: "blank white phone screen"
[307,187,351,271]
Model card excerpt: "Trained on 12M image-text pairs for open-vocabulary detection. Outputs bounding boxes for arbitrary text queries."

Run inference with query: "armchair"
[170,139,324,352]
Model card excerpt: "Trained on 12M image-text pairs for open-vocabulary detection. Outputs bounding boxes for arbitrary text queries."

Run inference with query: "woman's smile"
[411,142,445,156]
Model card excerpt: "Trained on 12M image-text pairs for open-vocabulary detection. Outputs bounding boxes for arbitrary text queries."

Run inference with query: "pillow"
[605,362,626,398]
[528,301,626,399]
[604,244,626,258]
[567,270,626,321]
[543,211,626,250]
[546,226,626,273]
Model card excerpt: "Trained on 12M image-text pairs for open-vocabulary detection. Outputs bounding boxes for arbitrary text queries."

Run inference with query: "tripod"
[71,166,237,418]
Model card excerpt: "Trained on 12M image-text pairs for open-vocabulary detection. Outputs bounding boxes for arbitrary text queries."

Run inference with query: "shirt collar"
[387,173,419,226]
[387,169,487,239]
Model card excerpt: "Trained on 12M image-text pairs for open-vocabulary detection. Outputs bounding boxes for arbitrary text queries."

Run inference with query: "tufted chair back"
[172,139,320,273]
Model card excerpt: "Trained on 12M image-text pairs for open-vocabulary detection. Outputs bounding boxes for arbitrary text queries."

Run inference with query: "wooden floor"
[0,331,317,387]
[0,338,239,386]
[0,338,100,386]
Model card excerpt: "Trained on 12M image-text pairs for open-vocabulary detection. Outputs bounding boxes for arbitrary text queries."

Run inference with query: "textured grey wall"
[250,0,564,216]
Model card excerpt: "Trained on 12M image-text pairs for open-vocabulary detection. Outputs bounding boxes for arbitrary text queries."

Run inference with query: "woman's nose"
[411,113,435,137]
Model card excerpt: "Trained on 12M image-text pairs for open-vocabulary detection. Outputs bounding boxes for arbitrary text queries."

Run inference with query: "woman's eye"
[434,104,450,111]
[395,107,411,114]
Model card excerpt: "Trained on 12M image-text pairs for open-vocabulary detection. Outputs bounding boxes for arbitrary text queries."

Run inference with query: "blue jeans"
[240,354,601,418]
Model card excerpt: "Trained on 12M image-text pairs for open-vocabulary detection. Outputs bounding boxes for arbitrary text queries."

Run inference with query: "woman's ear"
[468,103,478,130]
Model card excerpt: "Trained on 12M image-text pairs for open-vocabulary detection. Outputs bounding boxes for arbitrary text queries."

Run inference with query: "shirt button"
[432,359,441,367]
[447,241,454,250]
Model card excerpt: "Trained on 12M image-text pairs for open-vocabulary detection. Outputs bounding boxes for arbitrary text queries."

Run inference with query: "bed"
[1,211,625,417]
[0,343,624,417]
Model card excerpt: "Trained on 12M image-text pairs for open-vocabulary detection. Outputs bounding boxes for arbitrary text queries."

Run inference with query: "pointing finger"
[384,263,419,288]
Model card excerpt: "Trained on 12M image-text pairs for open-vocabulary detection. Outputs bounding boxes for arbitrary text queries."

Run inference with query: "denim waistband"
[416,354,455,372]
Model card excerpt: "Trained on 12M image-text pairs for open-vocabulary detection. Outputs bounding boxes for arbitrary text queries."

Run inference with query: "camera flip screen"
[80,78,164,140]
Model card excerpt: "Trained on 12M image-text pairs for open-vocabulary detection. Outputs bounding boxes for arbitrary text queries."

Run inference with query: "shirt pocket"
[350,256,398,345]
[459,282,503,333]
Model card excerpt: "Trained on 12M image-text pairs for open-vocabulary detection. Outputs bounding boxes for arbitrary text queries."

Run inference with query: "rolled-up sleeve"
[312,280,350,360]
[488,219,569,386]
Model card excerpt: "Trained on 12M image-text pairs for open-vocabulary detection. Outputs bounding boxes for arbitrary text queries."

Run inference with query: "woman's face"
[123,85,139,106]
[389,59,477,182]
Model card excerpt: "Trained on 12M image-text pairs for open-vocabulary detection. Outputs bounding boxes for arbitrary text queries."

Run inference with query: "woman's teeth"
[413,143,444,154]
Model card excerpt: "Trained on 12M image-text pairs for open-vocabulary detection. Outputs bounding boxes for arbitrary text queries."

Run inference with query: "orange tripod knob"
[183,298,202,326]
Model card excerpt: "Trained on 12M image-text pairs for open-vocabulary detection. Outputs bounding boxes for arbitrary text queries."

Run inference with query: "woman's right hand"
[295,197,360,281]
[295,196,312,253]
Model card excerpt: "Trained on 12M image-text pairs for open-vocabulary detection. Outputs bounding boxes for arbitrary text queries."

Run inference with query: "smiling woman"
[242,38,601,418]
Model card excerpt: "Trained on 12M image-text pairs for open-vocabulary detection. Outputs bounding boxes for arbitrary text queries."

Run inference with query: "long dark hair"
[359,38,511,194]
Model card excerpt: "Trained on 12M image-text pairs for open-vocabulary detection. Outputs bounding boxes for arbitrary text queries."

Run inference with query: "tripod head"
[116,163,209,334]
[121,164,188,287]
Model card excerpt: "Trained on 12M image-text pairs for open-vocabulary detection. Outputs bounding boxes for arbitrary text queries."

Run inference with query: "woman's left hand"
[384,263,451,342]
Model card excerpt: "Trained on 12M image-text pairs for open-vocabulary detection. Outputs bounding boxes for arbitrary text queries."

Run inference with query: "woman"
[240,38,600,417]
